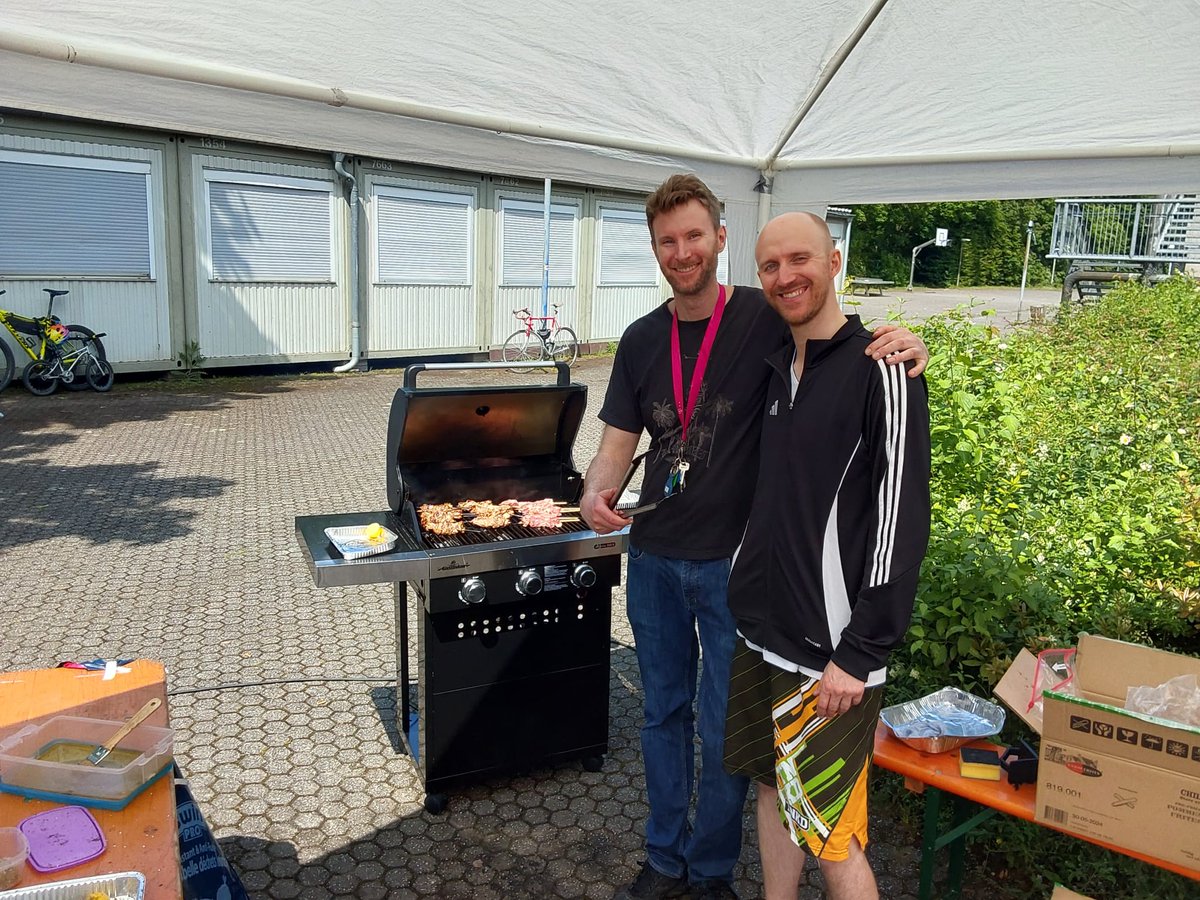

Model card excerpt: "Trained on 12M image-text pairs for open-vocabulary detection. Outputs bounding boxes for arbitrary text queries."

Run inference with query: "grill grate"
[417,519,591,550]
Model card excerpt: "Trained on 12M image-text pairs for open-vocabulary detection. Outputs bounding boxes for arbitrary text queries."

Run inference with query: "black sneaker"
[614,861,689,899]
[685,880,739,900]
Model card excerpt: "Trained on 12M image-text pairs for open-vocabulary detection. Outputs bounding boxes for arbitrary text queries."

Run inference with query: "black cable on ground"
[167,676,394,696]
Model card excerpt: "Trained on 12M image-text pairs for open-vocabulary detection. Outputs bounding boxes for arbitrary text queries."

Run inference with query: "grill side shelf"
[296,512,429,588]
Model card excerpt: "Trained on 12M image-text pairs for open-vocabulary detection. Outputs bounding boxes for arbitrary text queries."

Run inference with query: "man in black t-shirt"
[580,175,927,900]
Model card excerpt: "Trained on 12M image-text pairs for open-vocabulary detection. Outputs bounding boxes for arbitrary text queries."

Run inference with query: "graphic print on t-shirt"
[650,381,736,469]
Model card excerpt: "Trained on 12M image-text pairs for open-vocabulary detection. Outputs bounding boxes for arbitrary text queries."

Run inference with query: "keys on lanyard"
[665,458,689,497]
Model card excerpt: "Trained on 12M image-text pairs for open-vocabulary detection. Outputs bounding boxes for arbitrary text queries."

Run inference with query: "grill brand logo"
[438,560,469,572]
[593,541,616,550]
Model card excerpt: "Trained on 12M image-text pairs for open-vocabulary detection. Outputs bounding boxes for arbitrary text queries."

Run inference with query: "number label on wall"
[370,159,394,170]
[200,137,227,149]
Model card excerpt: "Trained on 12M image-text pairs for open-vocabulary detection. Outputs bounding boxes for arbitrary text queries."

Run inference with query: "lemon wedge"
[365,523,385,542]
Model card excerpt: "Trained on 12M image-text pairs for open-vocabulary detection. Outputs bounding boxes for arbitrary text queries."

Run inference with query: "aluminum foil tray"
[324,523,399,561]
[0,871,145,900]
[880,686,1006,754]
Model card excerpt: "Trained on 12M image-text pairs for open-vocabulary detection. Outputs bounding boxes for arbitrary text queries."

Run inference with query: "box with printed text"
[993,634,1200,870]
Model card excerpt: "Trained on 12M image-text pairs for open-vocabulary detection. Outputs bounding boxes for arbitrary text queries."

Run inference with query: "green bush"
[881,277,1200,898]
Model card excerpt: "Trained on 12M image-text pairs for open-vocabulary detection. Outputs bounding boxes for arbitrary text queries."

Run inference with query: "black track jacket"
[728,315,931,682]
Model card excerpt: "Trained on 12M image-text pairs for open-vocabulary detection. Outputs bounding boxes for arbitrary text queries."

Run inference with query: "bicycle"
[0,288,111,394]
[501,305,579,368]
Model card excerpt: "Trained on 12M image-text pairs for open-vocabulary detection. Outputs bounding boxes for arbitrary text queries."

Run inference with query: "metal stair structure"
[1049,195,1200,301]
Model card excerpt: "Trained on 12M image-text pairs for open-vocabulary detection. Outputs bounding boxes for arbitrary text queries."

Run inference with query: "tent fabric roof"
[1,0,1198,209]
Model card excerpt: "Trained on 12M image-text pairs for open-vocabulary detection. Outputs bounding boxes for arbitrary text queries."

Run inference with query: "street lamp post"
[1018,220,1034,322]
[956,238,972,288]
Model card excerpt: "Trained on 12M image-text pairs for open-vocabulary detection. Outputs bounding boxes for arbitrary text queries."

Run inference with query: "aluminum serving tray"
[880,686,1006,754]
[324,523,399,560]
[0,871,145,900]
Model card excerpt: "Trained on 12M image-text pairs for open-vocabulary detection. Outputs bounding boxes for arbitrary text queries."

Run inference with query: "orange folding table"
[0,660,181,900]
[873,723,1199,899]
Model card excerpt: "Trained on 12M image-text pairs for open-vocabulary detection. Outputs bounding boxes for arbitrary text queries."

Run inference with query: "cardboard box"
[994,634,1200,870]
[1050,887,1095,900]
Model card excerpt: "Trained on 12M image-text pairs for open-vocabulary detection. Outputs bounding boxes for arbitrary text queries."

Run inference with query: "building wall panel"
[190,153,346,360]
[0,131,172,365]
[590,285,663,341]
[368,284,475,353]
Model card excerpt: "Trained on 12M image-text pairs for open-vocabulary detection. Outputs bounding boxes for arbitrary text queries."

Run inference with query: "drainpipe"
[332,153,361,372]
[755,169,774,233]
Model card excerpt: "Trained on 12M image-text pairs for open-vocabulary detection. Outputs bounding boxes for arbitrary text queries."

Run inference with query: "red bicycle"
[501,305,579,367]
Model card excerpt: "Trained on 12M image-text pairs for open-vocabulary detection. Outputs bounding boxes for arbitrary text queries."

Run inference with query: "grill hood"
[386,362,587,511]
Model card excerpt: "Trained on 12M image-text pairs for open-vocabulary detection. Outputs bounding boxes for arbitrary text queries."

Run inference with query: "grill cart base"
[296,512,621,812]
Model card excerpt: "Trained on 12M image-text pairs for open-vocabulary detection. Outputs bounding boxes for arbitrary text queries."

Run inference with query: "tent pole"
[540,178,552,319]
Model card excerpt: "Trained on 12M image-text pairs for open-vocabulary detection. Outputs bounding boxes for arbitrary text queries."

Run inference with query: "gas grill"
[296,362,627,812]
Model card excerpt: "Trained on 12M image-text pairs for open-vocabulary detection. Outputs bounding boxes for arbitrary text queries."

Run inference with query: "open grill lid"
[386,362,587,513]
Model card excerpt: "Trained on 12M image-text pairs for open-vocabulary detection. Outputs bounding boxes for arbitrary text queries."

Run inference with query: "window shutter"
[598,208,657,285]
[375,188,473,283]
[500,199,576,285]
[0,157,151,276]
[207,178,332,281]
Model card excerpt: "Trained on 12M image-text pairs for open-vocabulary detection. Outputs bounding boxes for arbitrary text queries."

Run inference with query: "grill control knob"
[516,568,543,596]
[459,576,486,604]
[571,563,597,589]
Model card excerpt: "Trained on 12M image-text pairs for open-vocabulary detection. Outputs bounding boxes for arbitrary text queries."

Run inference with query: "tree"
[847,199,1056,288]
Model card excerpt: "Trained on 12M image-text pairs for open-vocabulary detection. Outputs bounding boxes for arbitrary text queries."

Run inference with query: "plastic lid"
[19,806,106,872]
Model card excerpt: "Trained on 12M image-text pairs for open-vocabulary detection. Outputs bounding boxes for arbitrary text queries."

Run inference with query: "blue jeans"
[625,545,750,884]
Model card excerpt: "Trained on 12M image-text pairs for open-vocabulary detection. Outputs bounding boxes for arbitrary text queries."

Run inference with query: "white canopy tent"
[1,0,1199,276]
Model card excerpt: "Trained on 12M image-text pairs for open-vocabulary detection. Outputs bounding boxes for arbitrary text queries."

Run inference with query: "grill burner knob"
[571,563,597,589]
[516,568,543,596]
[459,576,486,604]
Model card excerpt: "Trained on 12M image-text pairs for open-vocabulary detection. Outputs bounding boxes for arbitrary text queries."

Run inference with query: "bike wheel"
[86,357,115,392]
[550,327,579,366]
[0,339,14,393]
[58,331,100,391]
[501,330,540,371]
[22,359,58,396]
[64,325,106,361]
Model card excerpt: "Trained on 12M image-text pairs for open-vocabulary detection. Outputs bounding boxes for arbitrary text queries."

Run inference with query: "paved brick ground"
[0,359,948,899]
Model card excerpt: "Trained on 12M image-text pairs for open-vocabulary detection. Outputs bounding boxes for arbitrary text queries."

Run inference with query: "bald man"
[722,213,931,900]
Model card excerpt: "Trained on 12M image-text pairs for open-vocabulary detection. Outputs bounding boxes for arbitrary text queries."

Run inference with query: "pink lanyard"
[670,284,727,446]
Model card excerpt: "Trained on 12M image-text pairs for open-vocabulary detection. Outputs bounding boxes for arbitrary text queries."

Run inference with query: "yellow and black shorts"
[724,641,883,861]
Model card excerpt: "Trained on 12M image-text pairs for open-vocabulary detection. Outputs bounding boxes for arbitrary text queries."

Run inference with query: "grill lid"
[386,362,587,511]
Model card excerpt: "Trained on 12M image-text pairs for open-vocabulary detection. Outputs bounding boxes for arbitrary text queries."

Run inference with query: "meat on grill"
[418,503,466,535]
[417,498,563,532]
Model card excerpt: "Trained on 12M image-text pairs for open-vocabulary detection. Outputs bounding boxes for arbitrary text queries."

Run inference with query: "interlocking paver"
[0,358,945,899]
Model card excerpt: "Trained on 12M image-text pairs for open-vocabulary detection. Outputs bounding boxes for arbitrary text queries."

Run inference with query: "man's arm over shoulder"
[831,361,931,681]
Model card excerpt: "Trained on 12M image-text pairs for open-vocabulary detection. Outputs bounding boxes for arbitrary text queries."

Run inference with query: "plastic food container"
[0,870,145,900]
[19,807,106,873]
[0,716,173,809]
[0,826,30,891]
[880,686,1006,754]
